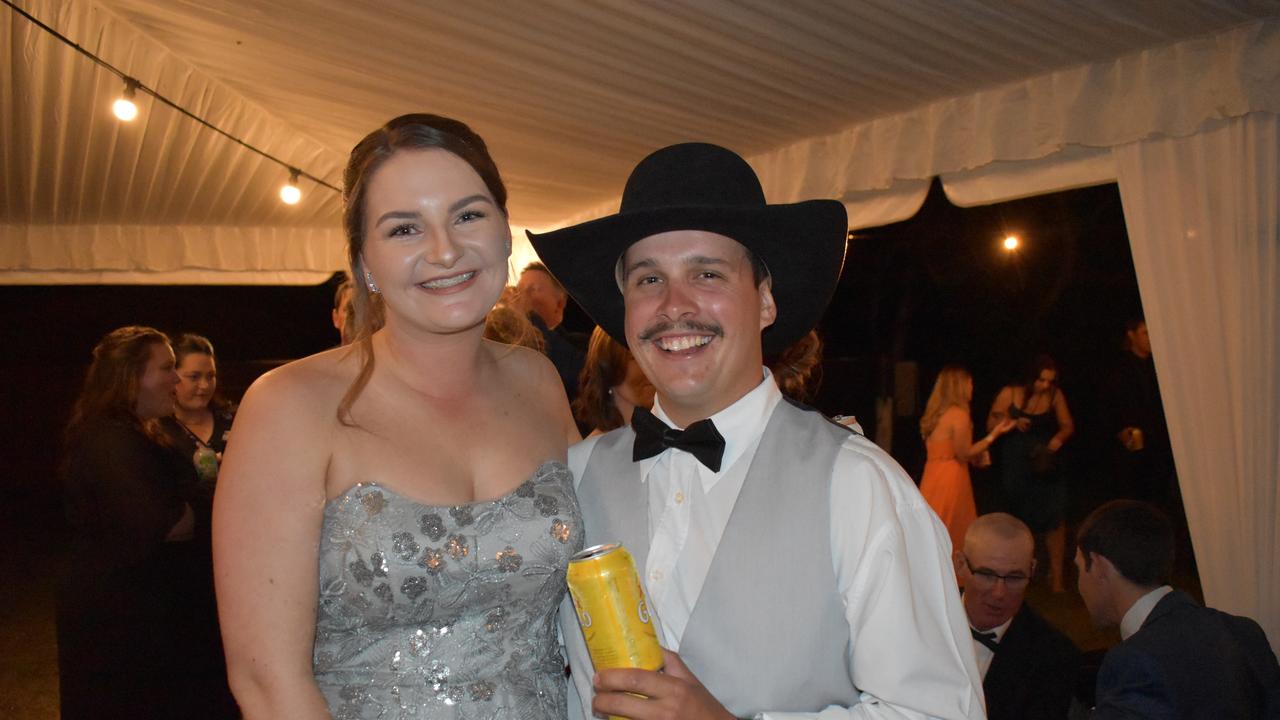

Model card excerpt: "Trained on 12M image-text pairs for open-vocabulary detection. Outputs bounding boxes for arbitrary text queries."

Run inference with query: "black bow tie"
[631,406,726,473]
[971,628,1000,652]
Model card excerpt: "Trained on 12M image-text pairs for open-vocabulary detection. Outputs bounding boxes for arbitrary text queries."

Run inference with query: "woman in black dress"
[160,334,235,528]
[58,326,237,718]
[987,354,1075,592]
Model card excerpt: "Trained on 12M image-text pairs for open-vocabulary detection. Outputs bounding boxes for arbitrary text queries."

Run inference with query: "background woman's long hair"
[770,330,824,404]
[66,325,171,443]
[573,327,631,433]
[919,365,972,440]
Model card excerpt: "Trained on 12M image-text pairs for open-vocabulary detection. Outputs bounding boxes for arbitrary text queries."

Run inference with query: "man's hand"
[593,649,736,720]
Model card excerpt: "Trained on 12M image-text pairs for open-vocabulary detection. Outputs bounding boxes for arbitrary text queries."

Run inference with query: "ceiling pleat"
[3,0,1274,231]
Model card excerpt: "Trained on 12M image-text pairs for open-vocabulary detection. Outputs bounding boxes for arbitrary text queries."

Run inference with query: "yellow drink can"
[566,543,664,672]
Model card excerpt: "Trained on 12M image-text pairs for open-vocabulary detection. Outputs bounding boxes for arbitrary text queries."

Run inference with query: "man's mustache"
[637,320,723,342]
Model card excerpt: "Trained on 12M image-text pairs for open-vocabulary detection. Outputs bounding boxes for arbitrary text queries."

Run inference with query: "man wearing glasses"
[956,513,1081,720]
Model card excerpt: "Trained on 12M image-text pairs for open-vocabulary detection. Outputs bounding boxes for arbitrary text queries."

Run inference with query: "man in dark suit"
[514,261,586,402]
[956,513,1081,720]
[1076,500,1280,719]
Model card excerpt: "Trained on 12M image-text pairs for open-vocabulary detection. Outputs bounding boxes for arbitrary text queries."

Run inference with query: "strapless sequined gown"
[314,461,583,719]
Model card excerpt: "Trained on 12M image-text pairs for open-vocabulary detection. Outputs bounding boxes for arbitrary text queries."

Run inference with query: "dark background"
[817,179,1143,498]
[0,179,1144,536]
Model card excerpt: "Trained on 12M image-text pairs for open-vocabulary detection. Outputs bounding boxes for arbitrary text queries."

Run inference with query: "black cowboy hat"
[527,143,848,356]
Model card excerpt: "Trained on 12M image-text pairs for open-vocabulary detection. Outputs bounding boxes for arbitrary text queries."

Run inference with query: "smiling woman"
[160,334,234,485]
[212,114,583,720]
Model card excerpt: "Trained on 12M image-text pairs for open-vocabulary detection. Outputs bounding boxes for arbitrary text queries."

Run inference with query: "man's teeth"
[420,271,475,289]
[658,335,712,352]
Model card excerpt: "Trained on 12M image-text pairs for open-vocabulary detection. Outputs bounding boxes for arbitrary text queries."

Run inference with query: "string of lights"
[3,0,340,204]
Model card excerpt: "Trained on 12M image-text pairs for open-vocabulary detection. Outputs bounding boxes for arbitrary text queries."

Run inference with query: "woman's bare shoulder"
[484,340,560,386]
[240,345,362,416]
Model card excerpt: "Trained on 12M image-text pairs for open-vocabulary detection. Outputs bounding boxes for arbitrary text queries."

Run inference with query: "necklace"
[174,415,214,448]
[173,416,220,481]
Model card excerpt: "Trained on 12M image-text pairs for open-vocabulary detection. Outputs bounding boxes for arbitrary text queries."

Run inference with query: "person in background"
[332,275,355,345]
[516,261,568,330]
[214,113,581,720]
[987,354,1075,592]
[572,326,655,436]
[957,513,1080,720]
[1110,318,1179,510]
[771,329,862,431]
[770,328,823,404]
[161,333,234,489]
[515,261,587,402]
[484,289,548,352]
[59,326,236,719]
[919,366,1015,553]
[1076,500,1280,719]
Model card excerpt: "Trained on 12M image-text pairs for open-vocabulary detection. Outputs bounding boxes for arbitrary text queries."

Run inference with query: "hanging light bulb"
[280,169,302,205]
[112,78,139,122]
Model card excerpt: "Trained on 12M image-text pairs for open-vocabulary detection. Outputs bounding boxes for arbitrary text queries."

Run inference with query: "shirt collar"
[1120,585,1173,640]
[644,367,782,490]
[969,612,1014,643]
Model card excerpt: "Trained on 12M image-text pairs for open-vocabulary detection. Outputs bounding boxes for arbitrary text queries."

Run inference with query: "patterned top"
[314,461,583,720]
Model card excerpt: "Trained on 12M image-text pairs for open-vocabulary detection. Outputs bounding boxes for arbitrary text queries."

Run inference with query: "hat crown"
[620,143,766,213]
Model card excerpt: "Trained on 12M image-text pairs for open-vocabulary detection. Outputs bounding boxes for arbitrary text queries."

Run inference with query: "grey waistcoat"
[577,399,859,718]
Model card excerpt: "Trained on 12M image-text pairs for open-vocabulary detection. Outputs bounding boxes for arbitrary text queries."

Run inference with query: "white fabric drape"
[752,18,1279,217]
[549,17,1280,234]
[1113,112,1279,652]
[940,146,1116,208]
[0,224,347,285]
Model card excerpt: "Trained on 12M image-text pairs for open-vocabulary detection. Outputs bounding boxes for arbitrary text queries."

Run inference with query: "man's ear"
[953,550,968,578]
[758,279,777,330]
[1086,551,1114,582]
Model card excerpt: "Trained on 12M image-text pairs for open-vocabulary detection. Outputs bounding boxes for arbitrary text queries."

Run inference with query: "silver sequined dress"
[314,460,583,720]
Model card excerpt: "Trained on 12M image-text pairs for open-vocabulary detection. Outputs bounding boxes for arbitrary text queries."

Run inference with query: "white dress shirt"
[1119,585,1174,640]
[566,370,986,720]
[970,617,1013,680]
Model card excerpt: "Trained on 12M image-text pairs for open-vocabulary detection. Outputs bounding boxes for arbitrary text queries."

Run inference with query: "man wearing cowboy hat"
[531,143,984,720]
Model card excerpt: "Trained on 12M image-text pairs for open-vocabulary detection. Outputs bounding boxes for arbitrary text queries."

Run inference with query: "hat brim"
[528,199,847,356]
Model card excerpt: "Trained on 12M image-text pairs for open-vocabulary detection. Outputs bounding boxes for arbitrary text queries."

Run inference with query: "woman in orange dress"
[918,366,1015,552]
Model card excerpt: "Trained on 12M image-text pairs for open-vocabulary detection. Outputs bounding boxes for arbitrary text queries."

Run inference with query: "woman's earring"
[365,270,379,294]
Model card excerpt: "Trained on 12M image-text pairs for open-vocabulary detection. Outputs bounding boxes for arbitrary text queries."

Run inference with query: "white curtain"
[750,17,1280,228]
[940,146,1116,208]
[1113,112,1279,651]
[0,224,347,285]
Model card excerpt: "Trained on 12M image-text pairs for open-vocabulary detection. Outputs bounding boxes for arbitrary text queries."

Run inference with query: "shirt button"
[650,569,663,581]
[674,491,685,504]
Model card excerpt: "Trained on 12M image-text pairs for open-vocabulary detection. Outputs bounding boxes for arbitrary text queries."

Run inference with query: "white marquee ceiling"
[2,0,1277,282]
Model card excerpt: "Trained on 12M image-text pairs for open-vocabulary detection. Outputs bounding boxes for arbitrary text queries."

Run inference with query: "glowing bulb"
[280,183,301,204]
[280,169,302,205]
[1003,235,1020,251]
[113,79,139,121]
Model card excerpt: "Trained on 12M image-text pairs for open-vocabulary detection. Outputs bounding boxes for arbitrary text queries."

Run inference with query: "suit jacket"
[984,603,1081,720]
[528,313,585,403]
[1093,590,1280,720]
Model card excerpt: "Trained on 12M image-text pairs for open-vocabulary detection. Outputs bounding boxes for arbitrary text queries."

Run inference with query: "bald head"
[965,513,1034,559]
